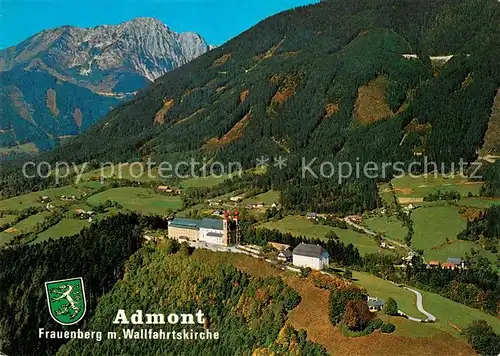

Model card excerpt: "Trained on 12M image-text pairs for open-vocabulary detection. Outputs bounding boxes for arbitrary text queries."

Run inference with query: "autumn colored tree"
[329,286,366,325]
[341,300,374,331]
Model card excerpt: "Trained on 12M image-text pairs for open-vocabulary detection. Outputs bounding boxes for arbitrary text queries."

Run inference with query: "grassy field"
[456,196,500,208]
[80,163,160,182]
[364,215,408,241]
[180,174,235,188]
[87,187,182,214]
[259,215,387,255]
[0,212,51,246]
[353,271,500,337]
[353,271,427,319]
[33,219,90,243]
[242,190,280,206]
[424,239,498,267]
[411,205,466,251]
[0,215,16,226]
[0,142,38,155]
[0,186,83,212]
[389,175,483,199]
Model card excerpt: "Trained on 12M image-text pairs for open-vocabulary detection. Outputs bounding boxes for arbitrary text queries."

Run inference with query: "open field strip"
[0,211,51,246]
[352,271,500,336]
[86,187,182,214]
[0,186,83,211]
[258,215,389,256]
[33,218,90,243]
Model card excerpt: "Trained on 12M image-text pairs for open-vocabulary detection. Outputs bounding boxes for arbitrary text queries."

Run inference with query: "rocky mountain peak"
[0,17,212,91]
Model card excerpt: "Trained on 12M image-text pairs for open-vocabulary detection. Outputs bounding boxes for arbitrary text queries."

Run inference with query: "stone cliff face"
[0,18,211,153]
[1,17,211,93]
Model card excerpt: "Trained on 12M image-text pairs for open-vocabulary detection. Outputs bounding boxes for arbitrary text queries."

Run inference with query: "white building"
[292,243,329,270]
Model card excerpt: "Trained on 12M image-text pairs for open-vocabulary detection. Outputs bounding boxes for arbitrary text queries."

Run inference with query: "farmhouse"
[277,250,293,262]
[367,297,385,312]
[428,260,440,268]
[306,212,318,219]
[168,210,239,246]
[292,243,329,270]
[447,257,464,268]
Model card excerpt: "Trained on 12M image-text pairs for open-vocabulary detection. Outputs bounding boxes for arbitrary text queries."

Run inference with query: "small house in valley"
[277,250,293,262]
[367,297,385,312]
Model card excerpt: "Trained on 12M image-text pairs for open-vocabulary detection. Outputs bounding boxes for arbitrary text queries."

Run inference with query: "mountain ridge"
[0,17,212,154]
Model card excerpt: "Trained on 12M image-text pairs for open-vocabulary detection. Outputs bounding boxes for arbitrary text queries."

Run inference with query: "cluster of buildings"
[75,209,95,222]
[273,242,330,270]
[428,258,466,270]
[156,185,181,195]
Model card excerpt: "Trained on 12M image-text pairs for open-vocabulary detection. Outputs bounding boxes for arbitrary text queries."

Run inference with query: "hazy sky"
[1,0,318,49]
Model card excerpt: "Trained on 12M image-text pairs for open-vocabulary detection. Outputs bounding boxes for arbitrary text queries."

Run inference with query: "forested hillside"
[57,243,326,355]
[0,213,144,355]
[0,70,118,151]
[27,0,498,214]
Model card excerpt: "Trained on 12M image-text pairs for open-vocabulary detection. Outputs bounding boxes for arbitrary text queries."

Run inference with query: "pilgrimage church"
[168,210,239,246]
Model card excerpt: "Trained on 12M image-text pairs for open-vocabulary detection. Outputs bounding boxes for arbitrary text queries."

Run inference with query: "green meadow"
[353,271,500,337]
[259,215,386,255]
[411,205,466,251]
[0,212,51,246]
[0,186,83,212]
[242,190,280,206]
[364,215,408,241]
[87,187,182,215]
[34,219,90,243]
[390,174,483,198]
[181,174,235,188]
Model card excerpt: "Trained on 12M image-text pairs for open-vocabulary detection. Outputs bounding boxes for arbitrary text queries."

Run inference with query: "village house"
[403,204,415,214]
[277,250,293,262]
[75,209,95,222]
[367,297,385,312]
[346,215,363,223]
[247,202,265,209]
[447,257,464,268]
[156,185,181,194]
[229,196,243,202]
[428,260,440,268]
[208,200,222,207]
[168,210,239,246]
[292,243,329,270]
[442,257,465,270]
[156,185,173,193]
[306,212,318,220]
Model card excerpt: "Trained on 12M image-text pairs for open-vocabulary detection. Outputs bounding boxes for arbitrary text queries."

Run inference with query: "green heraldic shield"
[45,277,86,325]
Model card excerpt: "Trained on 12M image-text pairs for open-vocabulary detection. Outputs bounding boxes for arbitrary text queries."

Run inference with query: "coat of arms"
[45,277,86,325]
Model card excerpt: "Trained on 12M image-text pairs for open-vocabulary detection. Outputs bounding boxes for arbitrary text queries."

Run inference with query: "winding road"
[403,287,436,322]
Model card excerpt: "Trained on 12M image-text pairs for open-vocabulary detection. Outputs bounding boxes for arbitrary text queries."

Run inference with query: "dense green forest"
[57,243,326,355]
[0,0,498,214]
[0,69,118,150]
[0,213,145,355]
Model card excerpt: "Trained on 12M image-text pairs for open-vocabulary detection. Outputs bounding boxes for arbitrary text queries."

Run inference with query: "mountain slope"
[0,18,211,152]
[36,0,500,212]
